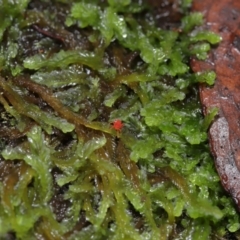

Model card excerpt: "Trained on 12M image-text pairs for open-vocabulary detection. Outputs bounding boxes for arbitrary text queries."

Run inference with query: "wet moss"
[0,0,238,239]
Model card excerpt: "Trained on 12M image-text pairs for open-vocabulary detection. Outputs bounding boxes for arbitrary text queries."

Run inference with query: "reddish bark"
[191,0,240,208]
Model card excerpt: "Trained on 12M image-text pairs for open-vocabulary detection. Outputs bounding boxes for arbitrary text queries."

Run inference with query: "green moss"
[0,0,238,240]
[23,49,103,70]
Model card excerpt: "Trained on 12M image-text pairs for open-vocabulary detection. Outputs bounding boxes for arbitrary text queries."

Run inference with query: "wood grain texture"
[191,0,240,208]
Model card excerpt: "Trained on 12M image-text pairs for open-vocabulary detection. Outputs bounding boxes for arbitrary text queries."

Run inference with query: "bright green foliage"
[0,0,30,41]
[104,86,127,107]
[108,0,131,8]
[67,1,166,72]
[190,30,222,44]
[2,127,53,203]
[1,127,66,239]
[30,66,87,88]
[176,219,211,239]
[190,42,211,60]
[69,3,100,28]
[130,134,164,162]
[0,80,75,134]
[0,24,23,75]
[195,71,216,85]
[23,49,103,70]
[0,0,239,240]
[181,0,193,10]
[181,12,204,32]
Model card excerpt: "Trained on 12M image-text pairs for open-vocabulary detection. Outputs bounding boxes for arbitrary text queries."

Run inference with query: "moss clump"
[0,0,238,240]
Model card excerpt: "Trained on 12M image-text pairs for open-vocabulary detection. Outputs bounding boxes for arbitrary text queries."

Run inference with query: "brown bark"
[191,0,240,208]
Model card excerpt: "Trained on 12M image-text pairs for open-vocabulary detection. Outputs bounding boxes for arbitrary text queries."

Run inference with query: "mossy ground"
[0,1,239,239]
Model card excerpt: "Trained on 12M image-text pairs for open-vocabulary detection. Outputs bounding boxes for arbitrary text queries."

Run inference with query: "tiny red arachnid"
[111,119,124,132]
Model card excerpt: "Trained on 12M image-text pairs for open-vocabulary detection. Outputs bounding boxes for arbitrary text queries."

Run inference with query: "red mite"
[112,119,124,132]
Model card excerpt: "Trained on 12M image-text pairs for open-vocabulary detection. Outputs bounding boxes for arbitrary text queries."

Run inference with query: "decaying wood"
[191,0,240,208]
